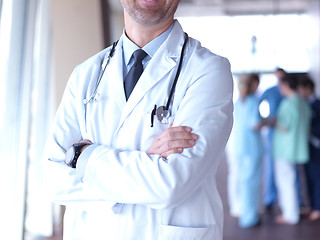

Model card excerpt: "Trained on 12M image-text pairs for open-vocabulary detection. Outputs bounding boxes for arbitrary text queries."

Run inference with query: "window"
[178,14,312,74]
[0,0,53,239]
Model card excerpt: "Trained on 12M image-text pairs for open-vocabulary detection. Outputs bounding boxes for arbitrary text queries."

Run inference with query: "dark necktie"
[124,49,147,100]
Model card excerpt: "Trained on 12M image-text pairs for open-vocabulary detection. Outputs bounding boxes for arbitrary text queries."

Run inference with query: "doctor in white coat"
[44,0,233,239]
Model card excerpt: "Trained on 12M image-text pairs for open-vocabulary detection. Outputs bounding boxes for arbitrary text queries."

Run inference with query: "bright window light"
[259,100,271,119]
[178,14,312,73]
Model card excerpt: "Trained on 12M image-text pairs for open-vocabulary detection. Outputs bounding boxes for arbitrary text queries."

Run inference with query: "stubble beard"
[121,1,178,26]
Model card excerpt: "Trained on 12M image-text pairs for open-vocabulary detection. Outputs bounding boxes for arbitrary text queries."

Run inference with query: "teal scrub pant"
[238,155,262,228]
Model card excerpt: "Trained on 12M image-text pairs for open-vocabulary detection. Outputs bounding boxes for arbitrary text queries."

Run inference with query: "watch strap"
[68,142,91,168]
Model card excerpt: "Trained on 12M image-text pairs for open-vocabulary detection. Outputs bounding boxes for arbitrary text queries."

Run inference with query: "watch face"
[65,146,76,166]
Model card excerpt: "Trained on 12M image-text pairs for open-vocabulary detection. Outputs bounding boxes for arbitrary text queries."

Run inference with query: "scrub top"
[273,94,311,163]
[234,94,264,160]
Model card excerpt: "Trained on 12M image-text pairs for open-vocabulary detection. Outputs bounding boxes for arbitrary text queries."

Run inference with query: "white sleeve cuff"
[76,144,99,181]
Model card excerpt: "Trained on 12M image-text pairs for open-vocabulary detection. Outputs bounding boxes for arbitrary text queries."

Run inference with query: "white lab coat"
[44,21,233,240]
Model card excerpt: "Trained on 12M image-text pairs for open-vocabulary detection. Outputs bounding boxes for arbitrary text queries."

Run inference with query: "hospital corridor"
[1,0,320,240]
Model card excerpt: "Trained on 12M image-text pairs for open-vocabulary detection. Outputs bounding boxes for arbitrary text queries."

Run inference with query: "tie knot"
[132,49,147,63]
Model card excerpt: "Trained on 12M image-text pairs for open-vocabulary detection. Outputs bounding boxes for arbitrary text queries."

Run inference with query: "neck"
[286,89,296,97]
[124,12,174,47]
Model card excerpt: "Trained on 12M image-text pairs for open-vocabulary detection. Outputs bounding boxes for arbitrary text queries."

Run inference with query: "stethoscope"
[83,33,189,127]
[83,40,118,104]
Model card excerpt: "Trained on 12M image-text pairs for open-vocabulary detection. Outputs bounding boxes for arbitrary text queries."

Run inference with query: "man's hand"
[79,139,93,153]
[147,125,198,159]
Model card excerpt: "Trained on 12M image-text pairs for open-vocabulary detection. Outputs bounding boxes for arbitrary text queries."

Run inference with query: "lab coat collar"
[101,36,127,111]
[116,20,187,132]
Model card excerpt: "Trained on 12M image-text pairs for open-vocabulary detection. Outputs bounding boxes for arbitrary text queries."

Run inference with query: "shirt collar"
[122,23,174,66]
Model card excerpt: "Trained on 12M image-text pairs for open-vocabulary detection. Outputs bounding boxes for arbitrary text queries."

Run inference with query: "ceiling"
[108,0,311,16]
[177,0,311,16]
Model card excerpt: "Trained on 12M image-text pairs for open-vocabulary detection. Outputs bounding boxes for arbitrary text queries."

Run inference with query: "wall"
[51,0,104,106]
[109,0,125,43]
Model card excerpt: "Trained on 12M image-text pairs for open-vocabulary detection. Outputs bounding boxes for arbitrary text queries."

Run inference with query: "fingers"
[79,139,93,153]
[161,148,183,159]
[160,138,197,159]
[157,126,194,144]
[157,133,198,154]
[147,126,199,158]
[79,139,93,144]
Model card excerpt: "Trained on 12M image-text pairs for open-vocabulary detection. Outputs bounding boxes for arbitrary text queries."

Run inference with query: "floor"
[32,156,320,240]
[216,156,320,240]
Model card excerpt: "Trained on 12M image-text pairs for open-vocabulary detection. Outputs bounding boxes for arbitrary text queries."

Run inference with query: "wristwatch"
[65,142,91,168]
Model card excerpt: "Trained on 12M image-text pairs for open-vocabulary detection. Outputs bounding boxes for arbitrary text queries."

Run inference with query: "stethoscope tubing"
[84,33,189,118]
[83,41,118,104]
[165,33,188,111]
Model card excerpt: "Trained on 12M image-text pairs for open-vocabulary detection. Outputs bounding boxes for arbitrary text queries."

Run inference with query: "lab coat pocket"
[158,224,215,240]
[144,110,174,135]
[140,112,175,152]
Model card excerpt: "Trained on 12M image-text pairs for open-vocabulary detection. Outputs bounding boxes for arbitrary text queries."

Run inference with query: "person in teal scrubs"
[273,74,311,225]
[234,73,264,228]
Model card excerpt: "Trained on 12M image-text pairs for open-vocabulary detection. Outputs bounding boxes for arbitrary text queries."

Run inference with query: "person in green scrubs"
[273,74,311,225]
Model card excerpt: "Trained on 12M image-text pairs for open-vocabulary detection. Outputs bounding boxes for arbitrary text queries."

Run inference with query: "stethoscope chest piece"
[156,106,170,123]
[149,33,189,127]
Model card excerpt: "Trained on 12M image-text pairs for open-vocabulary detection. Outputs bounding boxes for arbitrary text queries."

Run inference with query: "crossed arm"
[46,54,233,208]
[80,125,198,161]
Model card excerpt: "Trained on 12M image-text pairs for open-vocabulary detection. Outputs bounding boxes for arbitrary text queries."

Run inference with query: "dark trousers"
[305,157,320,210]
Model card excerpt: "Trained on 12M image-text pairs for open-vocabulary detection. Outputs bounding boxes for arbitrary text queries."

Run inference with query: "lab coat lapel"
[103,40,126,111]
[116,21,186,132]
[119,53,177,123]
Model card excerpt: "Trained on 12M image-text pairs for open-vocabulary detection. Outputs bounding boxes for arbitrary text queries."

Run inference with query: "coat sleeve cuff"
[76,144,99,181]
[76,144,124,214]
